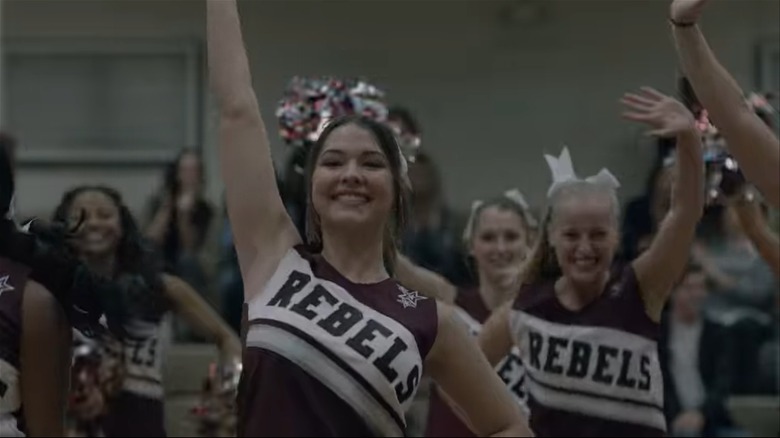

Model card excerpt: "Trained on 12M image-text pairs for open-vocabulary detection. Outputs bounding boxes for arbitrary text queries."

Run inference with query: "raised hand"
[621,87,696,138]
[176,191,196,214]
[670,0,710,25]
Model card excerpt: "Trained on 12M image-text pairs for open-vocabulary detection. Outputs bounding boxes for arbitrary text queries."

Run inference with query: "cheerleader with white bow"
[479,87,705,437]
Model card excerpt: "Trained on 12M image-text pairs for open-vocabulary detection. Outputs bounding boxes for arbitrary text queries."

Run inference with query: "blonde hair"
[519,181,620,286]
[463,196,535,246]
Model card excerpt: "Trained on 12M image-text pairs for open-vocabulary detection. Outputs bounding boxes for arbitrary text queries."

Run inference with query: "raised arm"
[21,281,72,437]
[207,0,300,298]
[732,196,780,278]
[163,274,241,360]
[622,87,705,321]
[395,254,457,303]
[426,303,532,437]
[669,0,780,207]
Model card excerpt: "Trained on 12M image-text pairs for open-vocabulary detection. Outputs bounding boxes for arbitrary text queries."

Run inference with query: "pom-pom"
[190,358,242,437]
[276,76,389,149]
[66,337,126,435]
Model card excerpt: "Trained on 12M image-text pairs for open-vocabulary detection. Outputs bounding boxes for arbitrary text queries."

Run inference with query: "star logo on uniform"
[397,286,427,309]
[0,275,14,297]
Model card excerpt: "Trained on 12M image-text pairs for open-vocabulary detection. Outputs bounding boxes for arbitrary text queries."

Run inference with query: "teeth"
[337,194,367,202]
[574,259,596,267]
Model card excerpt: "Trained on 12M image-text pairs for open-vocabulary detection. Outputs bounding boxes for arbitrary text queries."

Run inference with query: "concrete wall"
[3,0,779,219]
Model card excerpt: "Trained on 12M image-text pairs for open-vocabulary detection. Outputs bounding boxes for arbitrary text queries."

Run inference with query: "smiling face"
[549,190,619,289]
[470,205,529,285]
[67,189,123,260]
[309,122,396,238]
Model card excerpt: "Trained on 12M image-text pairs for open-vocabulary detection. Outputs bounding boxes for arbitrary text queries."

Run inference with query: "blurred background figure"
[387,107,469,286]
[144,149,216,341]
[692,203,778,394]
[660,262,747,438]
[144,149,214,284]
[402,151,470,286]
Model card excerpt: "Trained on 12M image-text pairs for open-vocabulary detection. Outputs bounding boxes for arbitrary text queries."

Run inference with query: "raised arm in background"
[669,0,780,207]
[622,87,705,320]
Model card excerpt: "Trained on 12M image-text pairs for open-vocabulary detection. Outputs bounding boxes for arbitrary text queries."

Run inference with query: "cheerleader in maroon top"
[54,186,240,437]
[426,190,536,437]
[207,1,532,436]
[0,143,86,436]
[480,88,705,437]
[0,223,71,436]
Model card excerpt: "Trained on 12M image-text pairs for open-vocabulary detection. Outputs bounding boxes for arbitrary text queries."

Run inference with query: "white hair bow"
[544,146,620,198]
[462,188,538,241]
[503,188,538,228]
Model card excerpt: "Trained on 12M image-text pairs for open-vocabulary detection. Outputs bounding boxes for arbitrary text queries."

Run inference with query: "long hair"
[303,115,410,273]
[163,148,205,198]
[53,186,168,322]
[520,181,620,286]
[0,149,127,336]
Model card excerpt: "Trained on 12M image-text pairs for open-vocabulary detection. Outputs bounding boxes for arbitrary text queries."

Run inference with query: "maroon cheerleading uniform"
[0,256,30,436]
[239,246,438,437]
[509,265,666,437]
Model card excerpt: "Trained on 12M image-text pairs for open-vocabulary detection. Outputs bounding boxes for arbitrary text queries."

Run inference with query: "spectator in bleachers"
[144,149,214,288]
[730,191,780,396]
[401,151,470,287]
[660,263,744,438]
[145,149,215,342]
[621,158,674,261]
[693,203,777,323]
[386,106,468,287]
[693,203,778,394]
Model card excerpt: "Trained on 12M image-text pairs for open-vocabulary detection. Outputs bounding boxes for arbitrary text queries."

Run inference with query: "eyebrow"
[319,149,387,159]
[363,151,387,159]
